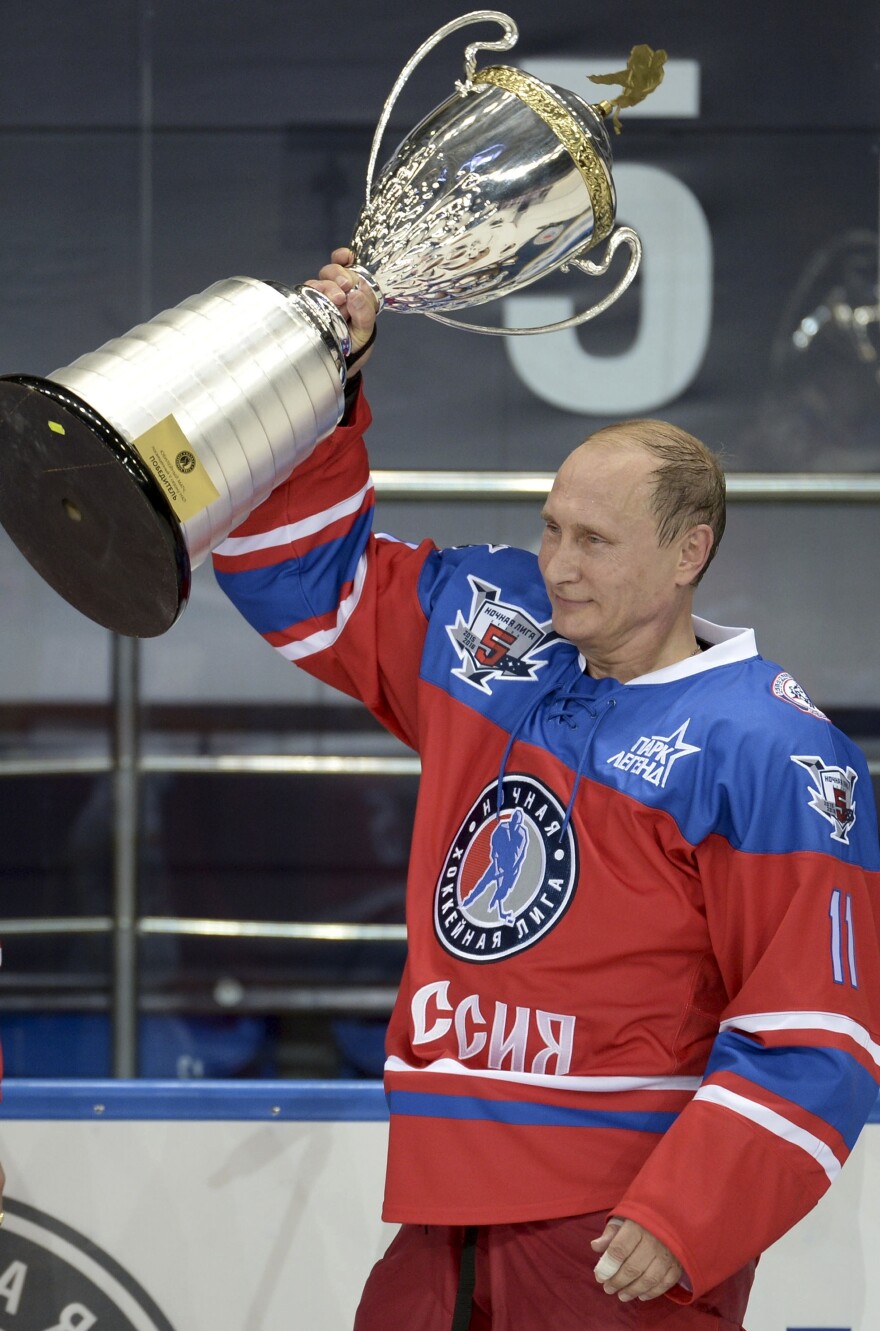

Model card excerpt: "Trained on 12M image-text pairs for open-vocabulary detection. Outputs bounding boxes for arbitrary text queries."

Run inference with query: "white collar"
[577,616,758,685]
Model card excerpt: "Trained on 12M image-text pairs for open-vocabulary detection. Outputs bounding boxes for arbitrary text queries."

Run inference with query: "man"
[212,251,880,1329]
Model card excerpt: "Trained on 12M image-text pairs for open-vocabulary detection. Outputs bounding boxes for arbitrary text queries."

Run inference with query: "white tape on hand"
[594,1249,624,1283]
[593,1217,626,1284]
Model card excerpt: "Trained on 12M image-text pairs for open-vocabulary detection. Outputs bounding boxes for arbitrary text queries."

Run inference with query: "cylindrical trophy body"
[352,76,615,313]
[0,278,348,635]
[50,278,346,569]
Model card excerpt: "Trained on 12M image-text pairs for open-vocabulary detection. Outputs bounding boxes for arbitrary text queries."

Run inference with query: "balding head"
[576,419,726,585]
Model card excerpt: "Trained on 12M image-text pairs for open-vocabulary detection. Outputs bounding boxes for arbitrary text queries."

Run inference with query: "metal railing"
[1,470,878,1073]
[372,471,880,503]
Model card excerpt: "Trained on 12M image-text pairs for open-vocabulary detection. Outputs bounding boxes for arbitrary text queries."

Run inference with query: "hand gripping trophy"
[0,12,665,637]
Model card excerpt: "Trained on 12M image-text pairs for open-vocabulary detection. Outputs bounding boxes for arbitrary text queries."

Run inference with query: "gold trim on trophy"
[472,65,615,247]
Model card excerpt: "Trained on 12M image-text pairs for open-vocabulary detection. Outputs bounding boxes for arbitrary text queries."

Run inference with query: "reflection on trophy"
[0,11,665,637]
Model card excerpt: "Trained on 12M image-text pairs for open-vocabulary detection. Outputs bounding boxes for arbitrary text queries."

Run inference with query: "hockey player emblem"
[434,774,578,962]
[460,807,528,925]
[447,576,559,693]
[791,755,858,844]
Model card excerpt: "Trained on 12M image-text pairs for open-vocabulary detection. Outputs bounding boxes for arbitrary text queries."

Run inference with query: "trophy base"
[0,376,191,637]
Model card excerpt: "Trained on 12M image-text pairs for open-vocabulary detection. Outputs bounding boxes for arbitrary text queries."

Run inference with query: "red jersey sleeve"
[613,827,880,1300]
[212,387,436,749]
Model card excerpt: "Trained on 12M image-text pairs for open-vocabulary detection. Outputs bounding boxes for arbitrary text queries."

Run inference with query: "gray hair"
[587,418,726,585]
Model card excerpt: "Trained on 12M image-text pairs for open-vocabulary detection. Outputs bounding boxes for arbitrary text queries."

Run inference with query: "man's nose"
[544,540,580,584]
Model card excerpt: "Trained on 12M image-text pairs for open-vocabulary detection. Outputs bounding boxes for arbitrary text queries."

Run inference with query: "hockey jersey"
[213,388,880,1301]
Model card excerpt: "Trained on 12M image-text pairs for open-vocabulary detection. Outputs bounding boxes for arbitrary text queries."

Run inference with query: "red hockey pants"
[353,1212,755,1331]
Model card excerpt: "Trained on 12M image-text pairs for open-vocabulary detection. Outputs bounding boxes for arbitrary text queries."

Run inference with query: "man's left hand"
[591,1216,683,1302]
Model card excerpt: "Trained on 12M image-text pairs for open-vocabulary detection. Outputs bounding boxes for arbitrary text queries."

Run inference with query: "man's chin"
[552,606,598,646]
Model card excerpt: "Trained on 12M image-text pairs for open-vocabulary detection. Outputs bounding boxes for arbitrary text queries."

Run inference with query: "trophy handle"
[364,10,519,203]
[423,227,643,336]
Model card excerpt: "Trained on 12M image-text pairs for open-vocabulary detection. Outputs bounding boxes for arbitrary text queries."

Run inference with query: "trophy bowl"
[351,69,618,316]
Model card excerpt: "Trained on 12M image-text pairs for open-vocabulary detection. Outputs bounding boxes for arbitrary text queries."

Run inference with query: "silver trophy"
[0,11,665,637]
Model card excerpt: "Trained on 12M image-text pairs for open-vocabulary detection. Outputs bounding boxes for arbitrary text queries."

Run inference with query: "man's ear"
[676,524,714,586]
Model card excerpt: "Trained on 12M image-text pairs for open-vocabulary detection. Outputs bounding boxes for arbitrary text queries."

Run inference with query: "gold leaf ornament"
[588,44,668,133]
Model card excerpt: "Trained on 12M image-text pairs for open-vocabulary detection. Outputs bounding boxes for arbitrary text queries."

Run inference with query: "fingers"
[314,250,361,299]
[592,1218,682,1303]
[302,250,379,369]
[302,275,375,335]
[304,260,376,321]
[315,261,360,294]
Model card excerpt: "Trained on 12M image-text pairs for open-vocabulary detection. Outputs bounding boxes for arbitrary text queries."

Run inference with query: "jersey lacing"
[495,670,618,838]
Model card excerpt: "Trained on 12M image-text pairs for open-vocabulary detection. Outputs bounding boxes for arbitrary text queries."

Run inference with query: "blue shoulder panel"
[415,548,879,867]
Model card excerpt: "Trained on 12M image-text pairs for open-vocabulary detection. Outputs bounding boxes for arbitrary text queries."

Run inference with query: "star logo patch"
[607,720,701,789]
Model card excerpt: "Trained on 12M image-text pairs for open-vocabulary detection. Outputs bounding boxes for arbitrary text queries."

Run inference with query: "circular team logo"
[771,670,828,721]
[0,1197,177,1329]
[174,450,196,475]
[434,774,578,963]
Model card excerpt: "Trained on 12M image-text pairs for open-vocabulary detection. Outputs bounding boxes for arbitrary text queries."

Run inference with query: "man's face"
[538,437,690,663]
